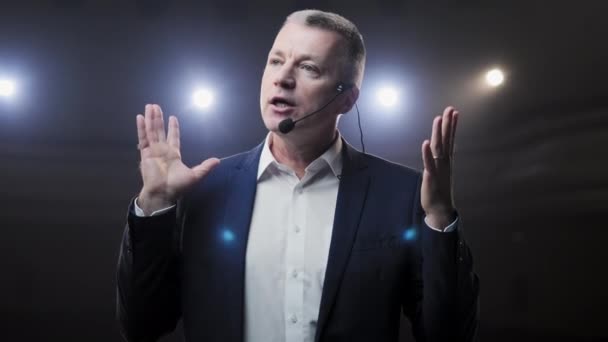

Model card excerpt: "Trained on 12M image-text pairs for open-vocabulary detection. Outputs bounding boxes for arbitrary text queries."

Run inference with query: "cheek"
[307,88,331,108]
[260,72,270,106]
[260,67,273,87]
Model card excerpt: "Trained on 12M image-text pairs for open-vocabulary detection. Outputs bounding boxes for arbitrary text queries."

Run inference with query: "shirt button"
[290,315,298,323]
[295,226,301,233]
[292,269,298,278]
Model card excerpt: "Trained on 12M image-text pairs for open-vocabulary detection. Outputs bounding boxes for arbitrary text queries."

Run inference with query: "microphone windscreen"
[278,118,295,134]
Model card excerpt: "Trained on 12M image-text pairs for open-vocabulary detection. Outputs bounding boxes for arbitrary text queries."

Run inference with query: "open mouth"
[270,97,295,108]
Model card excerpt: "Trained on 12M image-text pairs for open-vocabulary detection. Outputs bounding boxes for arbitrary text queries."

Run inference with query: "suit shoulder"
[206,144,262,176]
[361,152,421,180]
[217,149,254,169]
[189,144,261,194]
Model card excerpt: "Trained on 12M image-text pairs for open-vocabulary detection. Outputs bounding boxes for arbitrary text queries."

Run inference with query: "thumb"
[192,157,221,180]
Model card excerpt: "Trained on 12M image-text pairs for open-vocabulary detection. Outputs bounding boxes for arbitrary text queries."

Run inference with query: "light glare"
[485,69,504,87]
[403,228,417,241]
[222,229,235,242]
[192,89,214,109]
[377,87,398,107]
[0,79,16,97]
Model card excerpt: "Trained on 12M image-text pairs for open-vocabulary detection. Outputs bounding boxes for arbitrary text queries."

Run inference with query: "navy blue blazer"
[116,140,479,342]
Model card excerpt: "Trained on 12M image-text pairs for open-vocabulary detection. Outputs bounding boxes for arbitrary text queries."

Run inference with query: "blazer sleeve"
[401,174,480,342]
[116,197,185,342]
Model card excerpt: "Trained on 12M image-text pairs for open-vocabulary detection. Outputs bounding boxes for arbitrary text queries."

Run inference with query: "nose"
[273,65,296,90]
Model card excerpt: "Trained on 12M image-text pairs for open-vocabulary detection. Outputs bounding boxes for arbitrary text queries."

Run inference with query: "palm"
[137,104,219,204]
[139,144,193,199]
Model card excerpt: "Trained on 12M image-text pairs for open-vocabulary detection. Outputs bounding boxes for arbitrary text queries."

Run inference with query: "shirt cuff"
[424,216,459,233]
[133,197,176,217]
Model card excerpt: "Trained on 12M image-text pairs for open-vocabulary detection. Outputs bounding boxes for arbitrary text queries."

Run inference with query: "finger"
[430,115,443,157]
[154,104,167,142]
[136,114,149,150]
[441,106,454,155]
[450,111,459,156]
[144,104,158,143]
[192,158,221,180]
[167,115,180,149]
[421,140,437,174]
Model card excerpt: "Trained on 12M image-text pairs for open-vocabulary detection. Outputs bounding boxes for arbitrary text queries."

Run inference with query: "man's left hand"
[421,106,459,230]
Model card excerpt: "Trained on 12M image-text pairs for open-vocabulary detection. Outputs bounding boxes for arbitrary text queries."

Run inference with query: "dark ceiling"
[0,1,607,341]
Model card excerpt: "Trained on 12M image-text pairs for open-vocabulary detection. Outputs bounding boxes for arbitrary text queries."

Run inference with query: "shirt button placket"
[286,181,304,340]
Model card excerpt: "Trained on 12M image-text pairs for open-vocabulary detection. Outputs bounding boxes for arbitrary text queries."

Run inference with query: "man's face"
[260,22,347,136]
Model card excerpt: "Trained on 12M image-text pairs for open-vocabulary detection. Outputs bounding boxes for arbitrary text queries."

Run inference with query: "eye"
[269,58,282,66]
[300,64,317,72]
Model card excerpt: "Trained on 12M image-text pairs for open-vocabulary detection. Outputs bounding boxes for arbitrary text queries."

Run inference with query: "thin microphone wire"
[281,86,365,155]
[355,102,365,154]
[293,90,344,125]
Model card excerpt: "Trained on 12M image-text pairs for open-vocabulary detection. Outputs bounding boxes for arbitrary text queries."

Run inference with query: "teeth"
[277,103,287,108]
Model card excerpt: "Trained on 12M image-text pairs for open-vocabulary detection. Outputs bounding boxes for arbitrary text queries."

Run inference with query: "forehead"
[270,22,345,62]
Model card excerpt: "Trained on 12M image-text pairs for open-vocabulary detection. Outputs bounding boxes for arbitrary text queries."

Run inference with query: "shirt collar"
[257,132,343,181]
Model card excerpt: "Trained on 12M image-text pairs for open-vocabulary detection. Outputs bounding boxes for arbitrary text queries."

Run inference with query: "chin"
[261,114,281,132]
[264,111,293,130]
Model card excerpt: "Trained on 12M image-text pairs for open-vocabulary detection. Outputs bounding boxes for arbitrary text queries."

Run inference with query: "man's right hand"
[136,104,220,215]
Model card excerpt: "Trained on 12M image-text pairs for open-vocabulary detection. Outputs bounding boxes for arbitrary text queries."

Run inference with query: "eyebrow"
[269,49,284,58]
[269,49,321,63]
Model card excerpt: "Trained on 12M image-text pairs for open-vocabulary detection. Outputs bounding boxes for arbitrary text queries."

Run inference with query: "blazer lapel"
[315,142,370,342]
[218,142,263,341]
[221,142,263,252]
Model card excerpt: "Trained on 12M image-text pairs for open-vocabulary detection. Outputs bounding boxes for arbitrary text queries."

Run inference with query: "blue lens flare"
[222,229,235,243]
[403,227,417,241]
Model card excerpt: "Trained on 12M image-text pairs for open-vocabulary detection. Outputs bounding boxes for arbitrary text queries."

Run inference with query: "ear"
[339,86,360,114]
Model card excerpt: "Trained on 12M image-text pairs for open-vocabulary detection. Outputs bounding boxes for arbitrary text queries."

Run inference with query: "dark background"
[1,0,607,341]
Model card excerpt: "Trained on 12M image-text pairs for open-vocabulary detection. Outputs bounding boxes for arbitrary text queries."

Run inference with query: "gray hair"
[284,9,366,87]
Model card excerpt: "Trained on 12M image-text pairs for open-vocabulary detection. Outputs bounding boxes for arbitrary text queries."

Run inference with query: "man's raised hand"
[420,106,458,229]
[136,104,219,214]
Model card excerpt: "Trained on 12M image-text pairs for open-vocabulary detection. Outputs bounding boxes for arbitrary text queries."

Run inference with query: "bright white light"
[485,69,504,87]
[377,87,398,107]
[192,89,214,109]
[0,79,16,97]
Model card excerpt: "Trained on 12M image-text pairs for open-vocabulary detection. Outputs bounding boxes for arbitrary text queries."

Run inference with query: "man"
[116,9,479,342]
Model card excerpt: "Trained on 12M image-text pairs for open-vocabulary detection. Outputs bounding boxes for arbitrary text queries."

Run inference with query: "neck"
[269,130,338,179]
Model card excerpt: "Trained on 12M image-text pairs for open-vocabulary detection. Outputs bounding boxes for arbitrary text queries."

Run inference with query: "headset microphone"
[278,83,352,134]
[278,118,296,134]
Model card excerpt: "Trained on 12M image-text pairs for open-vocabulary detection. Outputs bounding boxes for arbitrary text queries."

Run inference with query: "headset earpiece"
[336,83,353,93]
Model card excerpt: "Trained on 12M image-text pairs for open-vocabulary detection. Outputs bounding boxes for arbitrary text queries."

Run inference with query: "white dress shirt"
[133,132,456,342]
[243,133,343,342]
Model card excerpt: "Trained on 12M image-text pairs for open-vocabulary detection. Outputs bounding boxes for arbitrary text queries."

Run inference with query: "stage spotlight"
[377,86,398,108]
[0,79,16,97]
[485,68,504,87]
[192,88,214,109]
